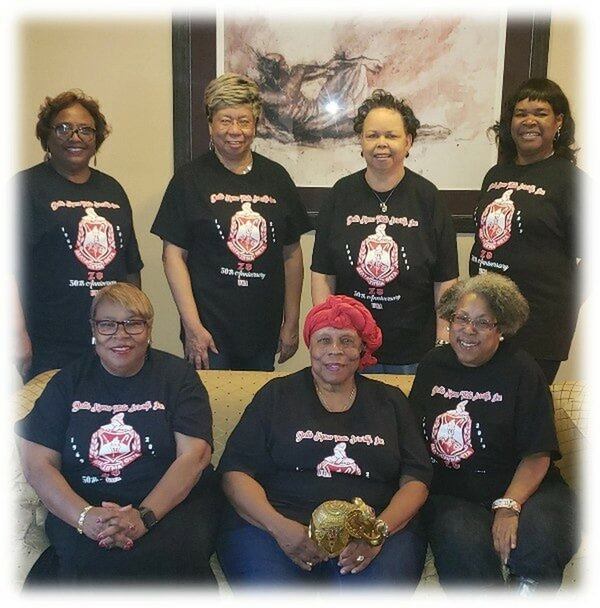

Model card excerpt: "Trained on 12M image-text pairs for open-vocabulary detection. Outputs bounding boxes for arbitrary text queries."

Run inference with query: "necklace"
[370,186,397,213]
[240,160,253,175]
[316,385,357,413]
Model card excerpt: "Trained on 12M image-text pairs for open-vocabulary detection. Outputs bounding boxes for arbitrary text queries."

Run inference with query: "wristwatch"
[137,506,158,530]
[491,498,521,514]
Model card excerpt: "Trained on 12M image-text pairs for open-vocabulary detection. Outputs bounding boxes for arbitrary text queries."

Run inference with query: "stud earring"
[499,336,504,342]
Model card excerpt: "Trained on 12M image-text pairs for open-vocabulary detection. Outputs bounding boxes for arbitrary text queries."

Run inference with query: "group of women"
[15,70,582,591]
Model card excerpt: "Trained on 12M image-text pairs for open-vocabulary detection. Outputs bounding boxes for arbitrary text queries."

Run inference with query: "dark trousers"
[422,476,579,590]
[207,348,275,371]
[30,479,222,586]
[216,517,426,589]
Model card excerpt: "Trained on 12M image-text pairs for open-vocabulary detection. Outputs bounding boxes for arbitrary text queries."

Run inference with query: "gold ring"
[356,555,365,563]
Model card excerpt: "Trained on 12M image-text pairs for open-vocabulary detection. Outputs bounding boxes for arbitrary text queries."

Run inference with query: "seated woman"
[216,295,432,588]
[409,273,579,592]
[16,283,220,584]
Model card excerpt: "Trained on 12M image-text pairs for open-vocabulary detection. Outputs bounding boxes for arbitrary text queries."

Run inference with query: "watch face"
[139,507,157,529]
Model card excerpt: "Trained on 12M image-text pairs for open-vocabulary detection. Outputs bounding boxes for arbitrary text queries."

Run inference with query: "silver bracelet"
[491,498,521,514]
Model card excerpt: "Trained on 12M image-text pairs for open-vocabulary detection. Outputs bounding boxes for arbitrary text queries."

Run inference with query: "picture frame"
[171,13,550,232]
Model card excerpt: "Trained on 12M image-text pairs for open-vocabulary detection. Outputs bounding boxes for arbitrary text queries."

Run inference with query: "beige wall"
[18,16,585,381]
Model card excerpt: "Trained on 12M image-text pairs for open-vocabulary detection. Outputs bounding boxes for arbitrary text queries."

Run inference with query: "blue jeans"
[216,518,426,589]
[422,475,579,589]
[207,349,275,371]
[362,362,419,375]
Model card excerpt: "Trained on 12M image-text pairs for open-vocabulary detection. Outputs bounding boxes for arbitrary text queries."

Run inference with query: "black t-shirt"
[17,162,144,355]
[15,349,213,507]
[409,342,560,506]
[151,152,311,358]
[311,169,458,364]
[218,368,432,525]
[469,155,583,360]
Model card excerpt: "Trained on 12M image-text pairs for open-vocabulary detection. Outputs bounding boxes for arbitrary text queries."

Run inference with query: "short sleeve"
[151,172,192,250]
[278,168,311,245]
[432,191,459,282]
[310,192,336,275]
[119,190,144,273]
[14,373,71,453]
[514,363,560,461]
[172,364,213,448]
[217,386,273,479]
[394,394,433,486]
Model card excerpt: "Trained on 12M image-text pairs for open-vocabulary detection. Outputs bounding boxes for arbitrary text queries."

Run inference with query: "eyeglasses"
[92,319,147,336]
[450,313,498,332]
[53,123,97,141]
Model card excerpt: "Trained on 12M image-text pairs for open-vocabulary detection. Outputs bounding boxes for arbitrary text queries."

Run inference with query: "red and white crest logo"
[227,202,268,262]
[74,208,117,270]
[430,400,474,469]
[479,190,515,251]
[356,224,399,287]
[316,442,362,478]
[89,413,141,481]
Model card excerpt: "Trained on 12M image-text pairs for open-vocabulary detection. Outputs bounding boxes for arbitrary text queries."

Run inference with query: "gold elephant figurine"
[308,497,389,557]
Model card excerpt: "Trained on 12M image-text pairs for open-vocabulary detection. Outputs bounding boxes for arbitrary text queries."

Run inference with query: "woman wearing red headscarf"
[216,295,431,588]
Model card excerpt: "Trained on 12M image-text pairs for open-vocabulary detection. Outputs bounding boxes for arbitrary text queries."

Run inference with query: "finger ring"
[306,561,313,567]
[128,523,135,530]
[356,555,365,563]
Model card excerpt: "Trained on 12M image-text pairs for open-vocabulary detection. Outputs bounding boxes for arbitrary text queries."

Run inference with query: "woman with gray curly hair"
[152,73,310,371]
[311,89,458,373]
[409,272,579,593]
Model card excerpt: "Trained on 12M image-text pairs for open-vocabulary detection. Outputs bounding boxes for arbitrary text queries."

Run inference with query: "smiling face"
[360,107,413,178]
[449,293,502,368]
[92,299,151,377]
[510,98,563,165]
[209,104,256,165]
[47,103,97,177]
[309,327,362,390]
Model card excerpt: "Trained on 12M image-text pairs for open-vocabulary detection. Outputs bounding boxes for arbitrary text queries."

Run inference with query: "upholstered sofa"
[13,370,586,591]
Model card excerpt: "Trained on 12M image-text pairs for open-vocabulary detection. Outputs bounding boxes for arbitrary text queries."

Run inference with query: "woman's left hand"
[338,540,383,574]
[492,508,519,565]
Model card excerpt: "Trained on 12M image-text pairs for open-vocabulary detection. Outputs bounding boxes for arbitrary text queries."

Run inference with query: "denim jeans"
[362,362,419,375]
[422,475,579,589]
[207,348,275,371]
[216,518,426,589]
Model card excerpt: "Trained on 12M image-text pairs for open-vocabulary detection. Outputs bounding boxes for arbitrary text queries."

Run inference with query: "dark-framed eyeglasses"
[92,319,148,336]
[53,123,97,141]
[450,313,498,332]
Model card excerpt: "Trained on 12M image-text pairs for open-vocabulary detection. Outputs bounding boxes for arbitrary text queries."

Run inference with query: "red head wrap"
[303,295,383,370]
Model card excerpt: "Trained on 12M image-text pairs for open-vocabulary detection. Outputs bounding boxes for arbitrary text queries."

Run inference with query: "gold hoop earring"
[44,150,51,162]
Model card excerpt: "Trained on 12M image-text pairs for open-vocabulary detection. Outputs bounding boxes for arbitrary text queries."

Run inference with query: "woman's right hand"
[80,505,128,542]
[184,324,218,369]
[272,518,328,570]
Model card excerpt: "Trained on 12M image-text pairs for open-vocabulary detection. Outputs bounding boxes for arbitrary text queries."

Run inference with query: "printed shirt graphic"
[478,190,515,251]
[88,413,142,481]
[430,400,474,469]
[356,224,399,287]
[316,441,362,478]
[74,208,117,270]
[227,202,268,261]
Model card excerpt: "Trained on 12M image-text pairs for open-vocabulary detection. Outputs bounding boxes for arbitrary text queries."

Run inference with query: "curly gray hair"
[437,273,529,336]
[204,73,262,123]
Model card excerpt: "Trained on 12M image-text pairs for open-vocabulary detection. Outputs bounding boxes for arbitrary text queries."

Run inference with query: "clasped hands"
[274,519,381,574]
[81,501,147,551]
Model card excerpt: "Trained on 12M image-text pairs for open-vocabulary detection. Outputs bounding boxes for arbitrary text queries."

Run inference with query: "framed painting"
[172,13,550,232]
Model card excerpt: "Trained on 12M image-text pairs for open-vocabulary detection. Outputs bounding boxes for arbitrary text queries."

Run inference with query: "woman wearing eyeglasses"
[15,90,143,381]
[16,283,220,584]
[409,273,578,592]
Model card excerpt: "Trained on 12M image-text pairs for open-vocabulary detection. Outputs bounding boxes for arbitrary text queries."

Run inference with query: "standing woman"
[311,89,458,373]
[152,73,310,371]
[469,78,583,383]
[16,90,143,381]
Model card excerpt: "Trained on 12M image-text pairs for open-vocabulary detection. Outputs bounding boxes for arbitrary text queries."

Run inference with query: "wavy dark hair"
[353,89,420,150]
[35,89,110,152]
[491,78,577,163]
